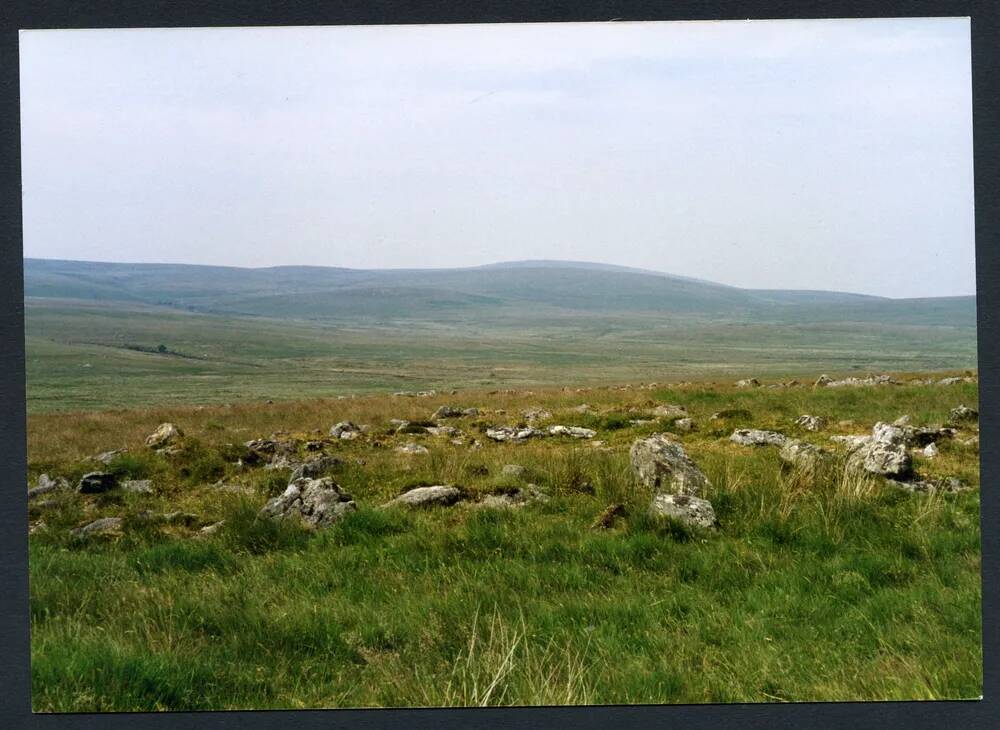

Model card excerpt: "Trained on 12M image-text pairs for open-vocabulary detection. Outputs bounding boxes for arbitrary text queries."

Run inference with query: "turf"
[27,377,982,710]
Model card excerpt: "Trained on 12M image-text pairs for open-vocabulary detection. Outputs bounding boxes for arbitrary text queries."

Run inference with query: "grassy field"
[27,376,981,710]
[24,297,978,412]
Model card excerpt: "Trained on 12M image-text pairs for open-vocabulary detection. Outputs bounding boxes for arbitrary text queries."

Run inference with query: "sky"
[19,18,974,298]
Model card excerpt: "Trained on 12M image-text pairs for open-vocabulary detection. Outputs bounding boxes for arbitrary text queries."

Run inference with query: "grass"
[27,375,981,710]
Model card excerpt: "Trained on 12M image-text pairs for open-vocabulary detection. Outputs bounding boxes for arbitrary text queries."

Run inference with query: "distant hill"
[22,258,976,328]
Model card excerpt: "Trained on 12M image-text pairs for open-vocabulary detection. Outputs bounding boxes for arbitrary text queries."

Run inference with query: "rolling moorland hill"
[24,257,975,326]
[22,258,978,411]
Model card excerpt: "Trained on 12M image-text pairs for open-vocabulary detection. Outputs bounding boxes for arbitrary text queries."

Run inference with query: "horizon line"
[21,255,978,301]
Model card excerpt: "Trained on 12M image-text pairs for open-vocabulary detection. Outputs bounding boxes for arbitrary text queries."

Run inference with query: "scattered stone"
[28,474,69,500]
[427,425,460,438]
[122,479,154,494]
[70,516,123,539]
[145,423,183,450]
[830,434,873,448]
[289,455,342,481]
[91,448,127,465]
[887,476,969,494]
[673,417,695,432]
[29,521,47,536]
[650,493,718,529]
[395,443,430,455]
[591,503,626,529]
[486,426,545,443]
[846,440,912,479]
[652,404,688,419]
[522,408,553,423]
[260,477,356,528]
[629,419,655,426]
[548,425,596,439]
[949,405,978,424]
[245,438,279,456]
[872,422,907,446]
[304,440,326,451]
[432,405,464,419]
[779,440,831,474]
[735,378,760,388]
[630,434,710,495]
[479,485,549,509]
[501,464,527,479]
[730,429,788,447]
[822,374,899,388]
[77,472,117,494]
[794,415,827,432]
[159,511,200,526]
[199,521,225,536]
[383,485,462,508]
[893,415,912,426]
[814,374,833,387]
[329,421,361,439]
[211,481,254,495]
[922,443,939,458]
[463,407,480,417]
[937,376,964,386]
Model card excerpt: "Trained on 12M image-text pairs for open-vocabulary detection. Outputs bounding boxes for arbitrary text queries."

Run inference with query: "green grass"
[27,377,981,710]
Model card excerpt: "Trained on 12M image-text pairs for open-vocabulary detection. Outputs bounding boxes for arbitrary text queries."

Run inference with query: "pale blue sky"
[19,18,974,297]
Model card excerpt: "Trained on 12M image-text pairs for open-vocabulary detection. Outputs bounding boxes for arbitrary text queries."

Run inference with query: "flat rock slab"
[28,474,70,500]
[548,425,596,439]
[730,429,789,447]
[260,477,357,529]
[630,434,710,496]
[383,485,462,508]
[486,426,545,443]
[70,517,124,539]
[887,476,969,494]
[652,404,688,419]
[91,448,127,465]
[478,486,549,509]
[650,493,718,529]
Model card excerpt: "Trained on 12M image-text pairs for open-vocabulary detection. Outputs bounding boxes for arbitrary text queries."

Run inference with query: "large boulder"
[730,429,788,447]
[77,472,118,494]
[260,477,356,529]
[145,423,183,450]
[650,493,718,529]
[383,485,462,508]
[630,434,710,496]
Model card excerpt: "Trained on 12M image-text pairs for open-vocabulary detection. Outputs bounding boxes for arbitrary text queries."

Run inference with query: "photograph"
[19,17,981,711]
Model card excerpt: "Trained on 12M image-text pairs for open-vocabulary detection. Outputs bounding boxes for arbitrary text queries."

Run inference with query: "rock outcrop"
[548,425,596,439]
